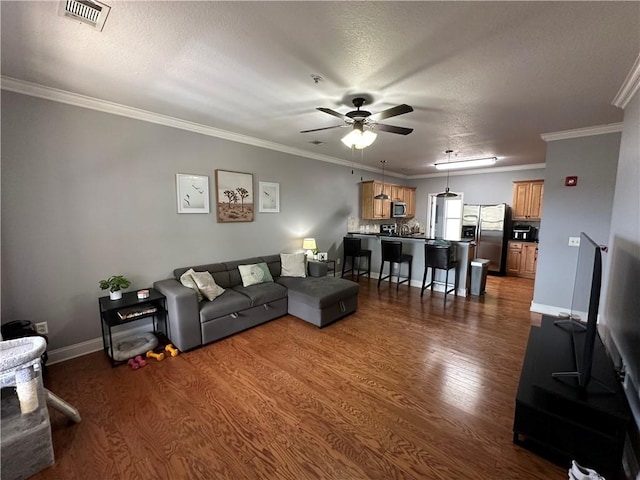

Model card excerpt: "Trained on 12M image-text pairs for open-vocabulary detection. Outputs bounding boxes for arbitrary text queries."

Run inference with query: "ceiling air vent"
[59,0,111,31]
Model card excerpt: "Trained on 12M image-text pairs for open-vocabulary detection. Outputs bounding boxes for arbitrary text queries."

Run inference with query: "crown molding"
[1,76,543,179]
[540,123,624,142]
[612,53,640,109]
[1,76,393,176]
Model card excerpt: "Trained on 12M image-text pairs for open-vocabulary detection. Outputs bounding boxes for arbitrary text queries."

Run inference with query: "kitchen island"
[346,233,476,296]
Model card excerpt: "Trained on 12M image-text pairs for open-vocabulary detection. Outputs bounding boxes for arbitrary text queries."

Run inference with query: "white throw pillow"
[191,270,225,301]
[280,253,307,278]
[238,262,274,287]
[179,268,204,302]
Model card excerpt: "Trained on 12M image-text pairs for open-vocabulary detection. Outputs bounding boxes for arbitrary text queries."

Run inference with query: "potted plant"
[99,275,131,300]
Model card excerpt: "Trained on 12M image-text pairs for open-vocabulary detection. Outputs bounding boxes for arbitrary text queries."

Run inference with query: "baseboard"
[529,302,570,317]
[47,322,154,365]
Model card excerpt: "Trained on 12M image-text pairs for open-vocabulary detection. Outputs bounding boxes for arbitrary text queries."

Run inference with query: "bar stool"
[378,240,413,290]
[421,243,458,305]
[342,237,371,279]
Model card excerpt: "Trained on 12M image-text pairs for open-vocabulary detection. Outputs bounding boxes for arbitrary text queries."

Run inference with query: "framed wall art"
[259,181,280,213]
[176,174,210,214]
[215,170,254,222]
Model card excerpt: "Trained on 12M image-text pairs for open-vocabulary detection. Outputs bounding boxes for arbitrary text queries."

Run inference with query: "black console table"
[99,289,167,366]
[513,316,631,479]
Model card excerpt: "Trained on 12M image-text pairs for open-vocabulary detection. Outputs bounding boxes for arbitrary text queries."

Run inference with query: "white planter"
[110,290,122,301]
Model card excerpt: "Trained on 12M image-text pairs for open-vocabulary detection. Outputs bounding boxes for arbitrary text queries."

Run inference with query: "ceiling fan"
[300,97,414,147]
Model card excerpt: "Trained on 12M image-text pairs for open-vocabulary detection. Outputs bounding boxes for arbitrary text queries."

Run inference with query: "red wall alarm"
[565,176,578,187]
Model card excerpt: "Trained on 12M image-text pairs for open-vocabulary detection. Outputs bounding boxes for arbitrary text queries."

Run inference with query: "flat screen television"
[553,232,603,389]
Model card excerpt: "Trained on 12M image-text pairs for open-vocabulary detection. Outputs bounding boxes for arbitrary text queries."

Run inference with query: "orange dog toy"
[165,344,179,357]
[146,350,165,362]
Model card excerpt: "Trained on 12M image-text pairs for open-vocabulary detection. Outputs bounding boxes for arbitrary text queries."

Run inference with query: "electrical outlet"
[35,322,48,335]
[568,236,581,247]
[336,258,340,265]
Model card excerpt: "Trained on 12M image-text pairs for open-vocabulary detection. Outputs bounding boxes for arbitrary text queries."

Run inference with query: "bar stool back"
[378,240,413,290]
[421,243,458,305]
[342,237,371,279]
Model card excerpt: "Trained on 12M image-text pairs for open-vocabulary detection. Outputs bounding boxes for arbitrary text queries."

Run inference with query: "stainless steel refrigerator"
[462,203,509,274]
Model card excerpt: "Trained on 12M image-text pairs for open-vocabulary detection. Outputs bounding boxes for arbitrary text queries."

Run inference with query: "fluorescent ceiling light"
[435,157,498,170]
[341,129,377,149]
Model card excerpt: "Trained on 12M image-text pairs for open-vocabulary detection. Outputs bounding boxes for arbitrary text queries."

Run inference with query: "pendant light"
[436,150,459,198]
[374,160,389,200]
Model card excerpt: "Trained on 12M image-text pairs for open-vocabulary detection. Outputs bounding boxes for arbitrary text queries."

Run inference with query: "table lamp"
[302,238,317,258]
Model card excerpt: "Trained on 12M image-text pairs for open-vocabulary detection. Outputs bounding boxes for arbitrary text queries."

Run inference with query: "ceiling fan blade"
[300,125,346,133]
[369,104,414,121]
[317,107,349,121]
[374,123,414,135]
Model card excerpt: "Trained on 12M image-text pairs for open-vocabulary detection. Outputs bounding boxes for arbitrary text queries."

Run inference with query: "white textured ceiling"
[1,1,638,176]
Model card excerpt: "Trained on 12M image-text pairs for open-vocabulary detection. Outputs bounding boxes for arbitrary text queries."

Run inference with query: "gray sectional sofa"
[153,254,359,352]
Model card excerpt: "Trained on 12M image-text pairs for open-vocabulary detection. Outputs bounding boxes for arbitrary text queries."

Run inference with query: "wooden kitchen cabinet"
[522,243,538,277]
[507,241,538,279]
[512,180,544,220]
[361,182,416,219]
[507,242,523,275]
[405,187,416,218]
[361,181,390,219]
[391,185,405,202]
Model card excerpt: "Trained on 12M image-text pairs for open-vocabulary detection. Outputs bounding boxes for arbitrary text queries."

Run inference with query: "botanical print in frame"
[176,174,210,214]
[259,181,280,213]
[215,170,254,222]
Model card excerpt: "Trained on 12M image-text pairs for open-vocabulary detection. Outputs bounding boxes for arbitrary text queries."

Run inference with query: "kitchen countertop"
[347,232,476,243]
[347,232,476,296]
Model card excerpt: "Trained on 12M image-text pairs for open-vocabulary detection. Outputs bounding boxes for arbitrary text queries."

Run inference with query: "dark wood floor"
[36,275,566,479]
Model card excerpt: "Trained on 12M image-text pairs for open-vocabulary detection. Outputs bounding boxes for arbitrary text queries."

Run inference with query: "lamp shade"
[341,129,377,149]
[302,238,317,250]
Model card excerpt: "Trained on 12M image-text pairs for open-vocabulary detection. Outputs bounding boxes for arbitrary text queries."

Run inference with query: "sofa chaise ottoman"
[154,254,358,352]
[276,275,359,328]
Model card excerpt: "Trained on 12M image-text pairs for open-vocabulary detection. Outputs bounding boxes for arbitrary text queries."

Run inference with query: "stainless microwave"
[391,202,407,218]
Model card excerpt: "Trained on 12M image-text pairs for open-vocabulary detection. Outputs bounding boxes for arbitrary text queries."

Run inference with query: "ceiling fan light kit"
[435,156,498,170]
[341,128,377,149]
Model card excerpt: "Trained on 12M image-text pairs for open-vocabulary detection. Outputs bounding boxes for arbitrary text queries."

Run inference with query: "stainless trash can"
[470,259,490,295]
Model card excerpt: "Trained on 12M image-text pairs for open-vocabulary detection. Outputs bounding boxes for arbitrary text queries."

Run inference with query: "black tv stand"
[513,316,631,479]
[553,317,587,331]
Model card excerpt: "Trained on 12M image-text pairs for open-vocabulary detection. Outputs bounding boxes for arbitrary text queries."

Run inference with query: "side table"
[98,289,167,366]
[318,259,336,276]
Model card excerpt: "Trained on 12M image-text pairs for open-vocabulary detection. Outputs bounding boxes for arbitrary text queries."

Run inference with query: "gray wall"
[1,91,364,349]
[532,133,621,311]
[601,89,640,427]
